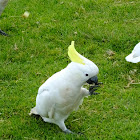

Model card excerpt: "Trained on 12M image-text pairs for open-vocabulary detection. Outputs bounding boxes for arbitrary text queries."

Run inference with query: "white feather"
[30,43,99,132]
[125,42,140,63]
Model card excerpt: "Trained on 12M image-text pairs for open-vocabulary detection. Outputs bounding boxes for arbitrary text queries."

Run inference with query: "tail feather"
[29,107,38,116]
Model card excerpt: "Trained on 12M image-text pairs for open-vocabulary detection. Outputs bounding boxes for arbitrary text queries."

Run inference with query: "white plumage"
[30,41,99,133]
[0,0,8,36]
[125,42,140,63]
[0,0,8,16]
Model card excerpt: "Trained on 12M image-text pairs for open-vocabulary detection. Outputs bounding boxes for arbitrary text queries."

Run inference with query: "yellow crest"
[68,41,85,65]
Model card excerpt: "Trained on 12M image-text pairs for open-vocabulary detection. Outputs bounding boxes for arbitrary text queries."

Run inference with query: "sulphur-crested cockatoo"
[30,41,100,133]
[125,42,140,63]
[0,0,8,36]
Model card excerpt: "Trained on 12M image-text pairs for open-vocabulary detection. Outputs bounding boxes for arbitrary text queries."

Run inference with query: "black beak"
[86,76,98,85]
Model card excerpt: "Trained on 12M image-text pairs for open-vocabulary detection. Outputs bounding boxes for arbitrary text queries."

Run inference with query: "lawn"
[0,0,140,139]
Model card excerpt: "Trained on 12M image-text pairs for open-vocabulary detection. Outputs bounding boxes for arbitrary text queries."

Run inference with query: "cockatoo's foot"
[97,82,103,85]
[89,85,100,95]
[0,30,8,36]
[63,129,73,134]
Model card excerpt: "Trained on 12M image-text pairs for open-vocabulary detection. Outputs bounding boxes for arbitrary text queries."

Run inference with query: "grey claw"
[97,82,103,85]
[90,92,100,95]
[89,86,99,92]
[92,92,100,95]
[89,85,100,90]
[64,129,73,134]
[89,84,101,95]
[91,88,98,91]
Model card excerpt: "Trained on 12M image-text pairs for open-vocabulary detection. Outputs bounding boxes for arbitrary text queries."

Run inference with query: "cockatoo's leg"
[89,85,100,95]
[56,120,73,134]
[42,117,73,133]
[81,85,101,97]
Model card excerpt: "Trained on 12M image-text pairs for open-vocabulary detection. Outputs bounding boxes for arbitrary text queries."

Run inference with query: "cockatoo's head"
[67,41,99,86]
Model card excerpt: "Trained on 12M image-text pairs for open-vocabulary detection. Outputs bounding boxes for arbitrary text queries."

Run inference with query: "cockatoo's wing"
[125,42,140,63]
[36,90,57,118]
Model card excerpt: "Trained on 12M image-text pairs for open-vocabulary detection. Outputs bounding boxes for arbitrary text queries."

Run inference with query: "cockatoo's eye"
[85,74,88,76]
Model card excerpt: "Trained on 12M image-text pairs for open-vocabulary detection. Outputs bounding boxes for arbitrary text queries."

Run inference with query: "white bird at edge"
[29,41,101,133]
[125,42,140,63]
[0,0,8,36]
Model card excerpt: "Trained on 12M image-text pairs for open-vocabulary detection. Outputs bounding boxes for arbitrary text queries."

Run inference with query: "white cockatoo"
[0,0,8,36]
[125,42,140,63]
[30,41,100,133]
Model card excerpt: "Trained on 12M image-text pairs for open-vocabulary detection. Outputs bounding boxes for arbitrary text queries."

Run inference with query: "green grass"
[0,0,140,139]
